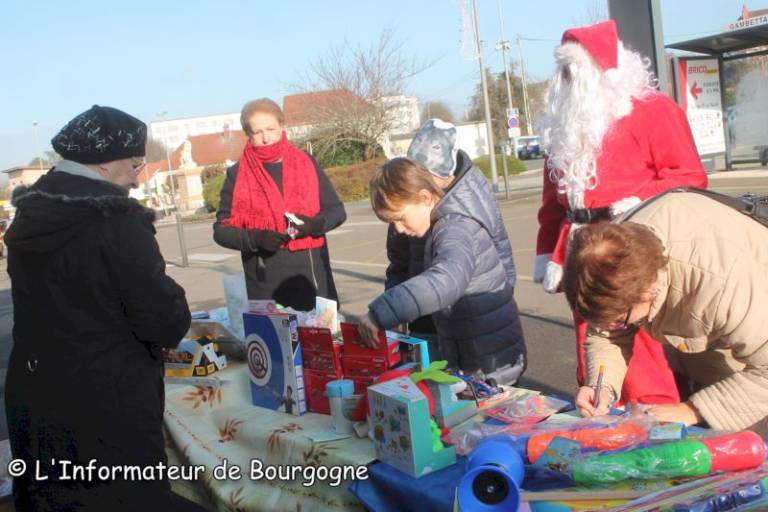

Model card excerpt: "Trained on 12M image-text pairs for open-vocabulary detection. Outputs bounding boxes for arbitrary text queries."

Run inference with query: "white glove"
[610,196,642,217]
[542,261,563,294]
[533,253,552,283]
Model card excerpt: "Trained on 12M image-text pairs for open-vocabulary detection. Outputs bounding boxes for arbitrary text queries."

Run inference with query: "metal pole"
[517,36,534,135]
[471,0,498,191]
[501,142,510,199]
[496,0,514,116]
[175,212,189,267]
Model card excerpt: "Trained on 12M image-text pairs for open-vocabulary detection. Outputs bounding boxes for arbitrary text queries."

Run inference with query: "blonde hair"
[369,157,444,221]
[240,98,284,135]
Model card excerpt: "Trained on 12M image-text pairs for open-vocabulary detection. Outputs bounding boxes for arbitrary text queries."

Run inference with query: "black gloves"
[293,214,326,238]
[249,230,290,252]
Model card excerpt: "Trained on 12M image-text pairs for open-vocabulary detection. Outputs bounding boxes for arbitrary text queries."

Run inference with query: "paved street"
[0,166,764,439]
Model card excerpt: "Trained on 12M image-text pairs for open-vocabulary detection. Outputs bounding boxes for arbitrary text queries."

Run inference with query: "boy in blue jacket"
[360,146,526,385]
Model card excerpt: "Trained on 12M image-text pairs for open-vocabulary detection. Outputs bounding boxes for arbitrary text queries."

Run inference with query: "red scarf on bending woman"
[225,131,325,251]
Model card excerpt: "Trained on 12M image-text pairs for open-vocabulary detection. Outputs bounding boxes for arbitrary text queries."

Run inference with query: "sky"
[0,0,750,171]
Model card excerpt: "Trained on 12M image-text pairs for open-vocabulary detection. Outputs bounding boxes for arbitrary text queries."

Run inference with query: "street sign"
[724,14,768,32]
[677,57,725,156]
[506,107,521,138]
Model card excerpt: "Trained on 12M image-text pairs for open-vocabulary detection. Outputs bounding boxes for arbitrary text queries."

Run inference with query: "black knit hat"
[51,105,147,164]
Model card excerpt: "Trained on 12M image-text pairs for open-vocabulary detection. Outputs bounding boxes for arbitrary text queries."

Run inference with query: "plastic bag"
[482,394,571,424]
[222,273,248,340]
[571,431,766,485]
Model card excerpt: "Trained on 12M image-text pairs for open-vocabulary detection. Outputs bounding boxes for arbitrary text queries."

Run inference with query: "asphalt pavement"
[0,162,765,440]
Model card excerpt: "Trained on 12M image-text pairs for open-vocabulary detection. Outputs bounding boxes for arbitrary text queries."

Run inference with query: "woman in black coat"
[5,105,203,511]
[213,98,346,311]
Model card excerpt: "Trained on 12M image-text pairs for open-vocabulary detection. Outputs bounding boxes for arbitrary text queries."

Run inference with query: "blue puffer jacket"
[368,164,526,374]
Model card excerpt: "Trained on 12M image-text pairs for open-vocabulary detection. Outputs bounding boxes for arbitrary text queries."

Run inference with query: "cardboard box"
[342,355,388,378]
[425,381,477,429]
[340,323,401,367]
[244,313,306,416]
[164,339,227,378]
[350,375,376,395]
[303,369,343,415]
[298,327,343,374]
[388,332,430,370]
[368,376,456,478]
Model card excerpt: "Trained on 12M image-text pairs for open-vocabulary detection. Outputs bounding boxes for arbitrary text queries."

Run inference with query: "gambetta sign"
[724,14,768,32]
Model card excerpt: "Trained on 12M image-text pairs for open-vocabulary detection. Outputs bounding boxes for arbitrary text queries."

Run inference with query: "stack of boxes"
[246,311,428,417]
[299,327,343,415]
[340,323,401,395]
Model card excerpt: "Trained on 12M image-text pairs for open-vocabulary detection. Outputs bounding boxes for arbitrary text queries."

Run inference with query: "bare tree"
[145,138,167,162]
[420,101,456,124]
[294,28,435,161]
[29,150,60,168]
[575,0,608,26]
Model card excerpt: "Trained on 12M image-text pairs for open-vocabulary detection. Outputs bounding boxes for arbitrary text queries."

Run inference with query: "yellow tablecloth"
[163,363,376,512]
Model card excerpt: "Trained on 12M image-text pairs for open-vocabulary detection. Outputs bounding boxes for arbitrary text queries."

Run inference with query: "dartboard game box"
[243,312,307,416]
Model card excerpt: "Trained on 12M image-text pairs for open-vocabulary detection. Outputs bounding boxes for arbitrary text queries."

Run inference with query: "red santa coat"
[536,92,708,404]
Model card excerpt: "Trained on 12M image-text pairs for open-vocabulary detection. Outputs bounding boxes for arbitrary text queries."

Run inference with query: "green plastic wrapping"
[572,440,712,484]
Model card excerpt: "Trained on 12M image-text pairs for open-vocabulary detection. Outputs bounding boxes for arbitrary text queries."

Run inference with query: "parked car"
[514,135,544,160]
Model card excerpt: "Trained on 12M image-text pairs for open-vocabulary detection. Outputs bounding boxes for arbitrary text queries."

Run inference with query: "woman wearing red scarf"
[213,98,346,310]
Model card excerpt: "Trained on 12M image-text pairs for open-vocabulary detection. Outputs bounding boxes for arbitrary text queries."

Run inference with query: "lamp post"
[494,0,514,198]
[471,0,498,191]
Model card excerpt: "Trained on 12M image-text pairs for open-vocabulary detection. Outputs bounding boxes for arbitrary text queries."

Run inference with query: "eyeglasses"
[607,306,648,331]
[608,308,634,331]
[132,158,147,173]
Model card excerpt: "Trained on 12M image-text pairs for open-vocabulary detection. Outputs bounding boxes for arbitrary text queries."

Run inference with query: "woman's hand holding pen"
[575,386,613,417]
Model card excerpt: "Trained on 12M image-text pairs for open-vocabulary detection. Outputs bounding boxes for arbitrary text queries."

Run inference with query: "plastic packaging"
[527,416,652,463]
[445,413,652,460]
[612,464,768,512]
[326,379,354,434]
[572,431,766,485]
[483,394,571,425]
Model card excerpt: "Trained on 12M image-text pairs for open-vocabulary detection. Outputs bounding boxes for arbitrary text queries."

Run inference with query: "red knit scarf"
[225,131,324,251]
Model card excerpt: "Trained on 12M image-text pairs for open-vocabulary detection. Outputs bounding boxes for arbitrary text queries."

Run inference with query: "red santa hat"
[561,20,618,71]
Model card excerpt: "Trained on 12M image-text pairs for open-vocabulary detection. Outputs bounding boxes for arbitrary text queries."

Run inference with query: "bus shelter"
[667,21,768,170]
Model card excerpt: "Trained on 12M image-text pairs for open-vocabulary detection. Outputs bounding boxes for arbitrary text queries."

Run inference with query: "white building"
[150,112,241,150]
[389,120,491,161]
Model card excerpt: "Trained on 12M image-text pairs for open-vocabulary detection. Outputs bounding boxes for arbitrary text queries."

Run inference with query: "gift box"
[350,375,376,395]
[299,327,343,374]
[387,332,430,370]
[342,355,389,378]
[164,338,227,378]
[341,323,401,367]
[243,312,307,416]
[368,376,456,478]
[425,381,477,429]
[303,369,343,415]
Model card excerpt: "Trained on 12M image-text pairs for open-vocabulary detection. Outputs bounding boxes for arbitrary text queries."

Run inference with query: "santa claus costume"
[535,20,708,405]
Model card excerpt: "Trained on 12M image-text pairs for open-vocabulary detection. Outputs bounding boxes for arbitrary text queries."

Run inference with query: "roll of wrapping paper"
[527,421,649,464]
[573,432,766,485]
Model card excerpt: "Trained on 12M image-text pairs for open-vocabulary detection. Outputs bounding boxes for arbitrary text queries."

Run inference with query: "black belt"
[566,206,612,224]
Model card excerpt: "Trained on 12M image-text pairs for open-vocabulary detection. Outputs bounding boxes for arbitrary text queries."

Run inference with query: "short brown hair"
[369,157,444,221]
[563,222,667,327]
[240,98,284,135]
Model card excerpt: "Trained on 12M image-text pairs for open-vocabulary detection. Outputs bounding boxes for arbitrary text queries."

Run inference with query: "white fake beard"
[539,42,656,209]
